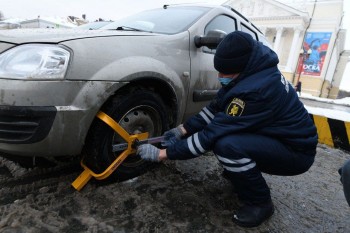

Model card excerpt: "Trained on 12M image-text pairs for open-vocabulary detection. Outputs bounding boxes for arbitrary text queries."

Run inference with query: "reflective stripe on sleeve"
[203,107,214,119]
[193,133,206,153]
[187,137,198,156]
[187,133,206,156]
[199,111,211,124]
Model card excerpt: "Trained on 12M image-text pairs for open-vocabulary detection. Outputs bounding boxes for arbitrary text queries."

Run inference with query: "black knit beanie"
[214,31,256,74]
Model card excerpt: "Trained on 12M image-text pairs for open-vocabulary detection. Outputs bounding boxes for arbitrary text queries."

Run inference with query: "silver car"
[76,21,113,30]
[0,4,268,180]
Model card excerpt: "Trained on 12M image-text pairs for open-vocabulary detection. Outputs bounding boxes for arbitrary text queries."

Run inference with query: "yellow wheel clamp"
[72,111,164,191]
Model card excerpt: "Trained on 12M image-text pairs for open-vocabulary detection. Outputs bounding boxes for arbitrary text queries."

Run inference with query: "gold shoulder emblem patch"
[226,98,245,116]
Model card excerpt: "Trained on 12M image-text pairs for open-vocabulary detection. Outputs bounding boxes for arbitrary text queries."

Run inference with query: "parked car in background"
[76,21,113,30]
[0,4,268,181]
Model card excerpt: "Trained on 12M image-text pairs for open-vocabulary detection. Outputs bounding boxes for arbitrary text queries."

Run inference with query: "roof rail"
[163,2,207,9]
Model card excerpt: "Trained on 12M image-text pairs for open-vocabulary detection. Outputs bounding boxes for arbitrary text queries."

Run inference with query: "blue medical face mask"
[218,77,233,86]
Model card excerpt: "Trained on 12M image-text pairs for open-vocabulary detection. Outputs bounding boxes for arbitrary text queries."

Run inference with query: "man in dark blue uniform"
[137,31,318,228]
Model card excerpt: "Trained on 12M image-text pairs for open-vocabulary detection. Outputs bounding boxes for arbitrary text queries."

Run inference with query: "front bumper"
[0,79,126,157]
[0,106,56,144]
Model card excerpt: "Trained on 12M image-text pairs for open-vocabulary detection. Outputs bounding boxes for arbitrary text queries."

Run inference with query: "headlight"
[0,44,70,80]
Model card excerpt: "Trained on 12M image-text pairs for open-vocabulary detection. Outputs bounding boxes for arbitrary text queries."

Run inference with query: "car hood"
[0,28,156,44]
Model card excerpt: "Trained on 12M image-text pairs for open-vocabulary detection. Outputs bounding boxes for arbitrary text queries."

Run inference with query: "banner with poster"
[300,32,332,76]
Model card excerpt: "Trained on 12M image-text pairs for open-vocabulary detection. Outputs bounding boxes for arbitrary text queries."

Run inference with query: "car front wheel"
[83,88,168,181]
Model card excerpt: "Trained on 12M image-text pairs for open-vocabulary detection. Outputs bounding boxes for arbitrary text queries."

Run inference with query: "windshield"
[102,6,210,34]
[77,21,112,30]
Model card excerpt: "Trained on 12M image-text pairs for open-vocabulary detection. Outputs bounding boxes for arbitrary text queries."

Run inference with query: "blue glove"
[136,144,160,162]
[161,124,185,147]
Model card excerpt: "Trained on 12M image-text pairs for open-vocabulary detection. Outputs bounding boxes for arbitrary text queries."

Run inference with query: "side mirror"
[194,30,227,49]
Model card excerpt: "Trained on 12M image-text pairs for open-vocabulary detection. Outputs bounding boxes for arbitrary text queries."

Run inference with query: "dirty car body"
[0,5,268,179]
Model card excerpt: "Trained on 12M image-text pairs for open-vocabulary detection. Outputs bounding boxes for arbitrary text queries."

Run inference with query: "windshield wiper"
[116,26,145,32]
[114,26,153,33]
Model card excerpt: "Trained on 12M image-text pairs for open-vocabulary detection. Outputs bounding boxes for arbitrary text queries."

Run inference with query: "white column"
[273,26,284,56]
[286,26,303,72]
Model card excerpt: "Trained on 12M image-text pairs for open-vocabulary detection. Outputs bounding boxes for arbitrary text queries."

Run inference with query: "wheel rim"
[112,105,162,167]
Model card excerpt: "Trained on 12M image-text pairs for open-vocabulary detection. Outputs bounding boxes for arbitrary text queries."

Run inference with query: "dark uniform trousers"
[213,133,315,204]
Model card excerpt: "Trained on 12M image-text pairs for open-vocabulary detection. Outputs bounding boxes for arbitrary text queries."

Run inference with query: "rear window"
[102,7,210,34]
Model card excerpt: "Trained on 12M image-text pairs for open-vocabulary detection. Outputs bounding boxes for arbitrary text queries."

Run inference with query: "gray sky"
[0,0,349,91]
[0,0,225,21]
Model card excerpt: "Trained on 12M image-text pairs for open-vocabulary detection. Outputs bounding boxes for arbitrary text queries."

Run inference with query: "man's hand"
[161,124,186,147]
[136,144,160,162]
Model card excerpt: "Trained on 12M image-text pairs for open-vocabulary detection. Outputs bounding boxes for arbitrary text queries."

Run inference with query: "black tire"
[83,88,168,182]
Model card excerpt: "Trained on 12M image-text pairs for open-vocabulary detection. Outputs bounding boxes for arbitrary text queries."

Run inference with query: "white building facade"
[20,17,76,29]
[224,0,347,98]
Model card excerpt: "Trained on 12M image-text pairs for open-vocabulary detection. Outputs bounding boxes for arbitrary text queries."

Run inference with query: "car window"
[203,15,237,53]
[204,15,237,35]
[102,7,210,34]
[241,23,258,40]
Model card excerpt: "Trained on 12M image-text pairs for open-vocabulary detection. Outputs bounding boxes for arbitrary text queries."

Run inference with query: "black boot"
[232,200,274,228]
[221,169,231,180]
[221,170,237,193]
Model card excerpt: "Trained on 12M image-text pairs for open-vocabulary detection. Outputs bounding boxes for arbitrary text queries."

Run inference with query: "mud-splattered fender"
[85,56,188,124]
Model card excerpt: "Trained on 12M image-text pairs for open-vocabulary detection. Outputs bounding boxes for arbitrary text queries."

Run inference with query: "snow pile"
[301,93,350,122]
[305,105,350,122]
[0,157,28,177]
[301,93,350,107]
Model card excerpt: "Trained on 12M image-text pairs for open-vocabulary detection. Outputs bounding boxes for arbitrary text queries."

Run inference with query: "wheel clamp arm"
[71,111,149,191]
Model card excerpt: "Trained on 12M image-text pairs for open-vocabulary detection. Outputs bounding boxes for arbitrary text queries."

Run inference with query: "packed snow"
[301,93,350,122]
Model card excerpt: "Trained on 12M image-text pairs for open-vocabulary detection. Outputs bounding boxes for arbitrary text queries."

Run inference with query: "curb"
[310,114,350,152]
